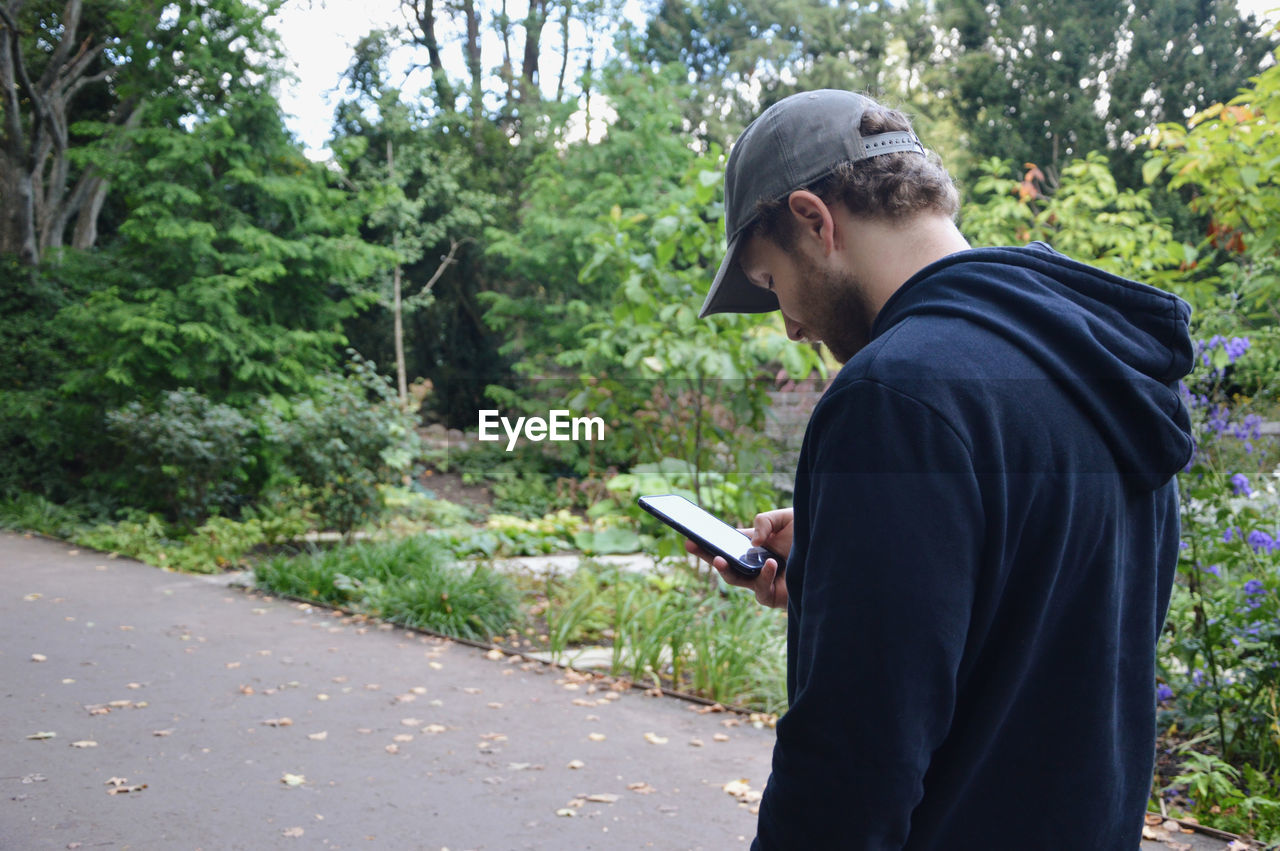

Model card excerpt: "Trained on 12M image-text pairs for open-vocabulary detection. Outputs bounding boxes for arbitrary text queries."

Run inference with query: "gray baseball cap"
[698,90,926,318]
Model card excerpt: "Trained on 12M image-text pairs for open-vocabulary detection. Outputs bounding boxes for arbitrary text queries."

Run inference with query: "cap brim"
[698,232,780,318]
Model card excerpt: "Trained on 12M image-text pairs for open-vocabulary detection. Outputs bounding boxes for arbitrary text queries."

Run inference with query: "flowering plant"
[1158,333,1280,836]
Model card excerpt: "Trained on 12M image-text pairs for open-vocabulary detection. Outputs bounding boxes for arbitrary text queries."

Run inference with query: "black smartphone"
[637,493,785,578]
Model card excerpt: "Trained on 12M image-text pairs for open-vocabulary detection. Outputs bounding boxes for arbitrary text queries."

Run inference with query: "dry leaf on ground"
[643,732,669,745]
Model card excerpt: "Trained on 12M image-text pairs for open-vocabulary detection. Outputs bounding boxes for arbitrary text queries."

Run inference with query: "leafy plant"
[254,536,521,641]
[105,389,257,527]
[262,354,421,536]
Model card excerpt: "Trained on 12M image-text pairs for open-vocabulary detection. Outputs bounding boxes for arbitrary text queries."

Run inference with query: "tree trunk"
[388,140,408,406]
[520,0,548,104]
[462,0,484,136]
[406,0,456,108]
[555,0,572,103]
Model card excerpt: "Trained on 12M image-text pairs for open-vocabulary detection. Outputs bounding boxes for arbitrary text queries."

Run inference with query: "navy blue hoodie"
[753,243,1193,849]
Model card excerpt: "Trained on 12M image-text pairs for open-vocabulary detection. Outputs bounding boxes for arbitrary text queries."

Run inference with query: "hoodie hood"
[870,242,1194,491]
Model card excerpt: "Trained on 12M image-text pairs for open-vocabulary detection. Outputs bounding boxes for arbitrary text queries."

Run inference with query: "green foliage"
[105,390,256,526]
[1145,52,1280,324]
[262,355,421,535]
[961,153,1188,285]
[540,559,787,711]
[551,159,822,518]
[940,0,1275,192]
[255,536,521,641]
[60,85,380,407]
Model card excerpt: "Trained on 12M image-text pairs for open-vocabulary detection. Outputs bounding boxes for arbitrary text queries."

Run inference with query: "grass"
[254,535,521,642]
[535,559,788,713]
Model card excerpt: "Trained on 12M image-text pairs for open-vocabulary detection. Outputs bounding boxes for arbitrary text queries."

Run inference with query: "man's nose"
[783,315,806,342]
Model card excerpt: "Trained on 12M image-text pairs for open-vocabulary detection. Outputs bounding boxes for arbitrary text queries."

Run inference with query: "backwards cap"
[699,90,925,318]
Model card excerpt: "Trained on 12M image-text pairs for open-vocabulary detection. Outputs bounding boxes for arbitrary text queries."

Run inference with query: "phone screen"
[638,494,779,576]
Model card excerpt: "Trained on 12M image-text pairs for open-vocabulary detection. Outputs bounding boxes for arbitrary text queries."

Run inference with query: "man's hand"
[684,507,793,609]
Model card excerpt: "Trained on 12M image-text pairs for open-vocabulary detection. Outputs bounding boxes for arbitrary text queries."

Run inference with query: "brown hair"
[750,106,959,249]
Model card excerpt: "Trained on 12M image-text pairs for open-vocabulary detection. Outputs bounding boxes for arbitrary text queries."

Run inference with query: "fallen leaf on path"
[385,744,400,755]
[153,729,173,737]
[70,740,98,748]
[585,793,619,803]
[23,593,41,601]
[316,694,330,701]
[567,759,585,770]
[689,738,704,747]
[423,724,447,734]
[106,783,146,795]
[462,687,482,695]
[282,827,304,838]
[555,808,577,817]
[281,773,306,787]
[723,779,762,804]
[587,733,606,742]
[262,718,293,727]
[31,654,47,662]
[644,732,669,745]
[485,649,504,661]
[695,703,726,714]
[401,718,423,727]
[393,734,414,743]
[430,662,445,670]
[105,777,146,795]
[26,731,56,740]
[628,782,657,794]
[487,702,504,709]
[713,734,731,742]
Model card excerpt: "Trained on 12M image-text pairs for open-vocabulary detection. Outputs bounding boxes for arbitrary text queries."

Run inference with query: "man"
[684,90,1194,848]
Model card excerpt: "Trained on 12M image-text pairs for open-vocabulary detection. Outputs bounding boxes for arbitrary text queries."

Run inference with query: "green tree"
[1145,48,1280,324]
[332,32,496,405]
[939,0,1275,191]
[0,0,286,264]
[54,85,380,406]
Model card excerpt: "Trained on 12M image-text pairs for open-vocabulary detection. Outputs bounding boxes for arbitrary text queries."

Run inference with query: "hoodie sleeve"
[755,378,984,849]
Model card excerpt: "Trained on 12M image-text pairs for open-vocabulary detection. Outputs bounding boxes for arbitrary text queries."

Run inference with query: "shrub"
[105,389,257,527]
[262,354,420,535]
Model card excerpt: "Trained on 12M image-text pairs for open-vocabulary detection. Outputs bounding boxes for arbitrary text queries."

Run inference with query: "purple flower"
[1247,530,1277,553]
[1244,579,1265,595]
[1157,684,1174,702]
[1203,564,1221,577]
[1231,473,1253,497]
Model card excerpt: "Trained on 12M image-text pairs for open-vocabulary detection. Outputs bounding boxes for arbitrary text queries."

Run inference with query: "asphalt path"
[1,532,774,850]
[0,531,1243,851]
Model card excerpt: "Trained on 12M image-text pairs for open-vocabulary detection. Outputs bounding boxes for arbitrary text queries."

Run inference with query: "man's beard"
[794,252,877,364]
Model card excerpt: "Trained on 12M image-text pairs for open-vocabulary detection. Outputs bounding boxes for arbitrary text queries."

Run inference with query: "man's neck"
[834,212,971,318]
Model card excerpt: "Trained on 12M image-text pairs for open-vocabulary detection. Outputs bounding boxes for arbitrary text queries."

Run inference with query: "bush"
[105,389,257,527]
[262,354,420,535]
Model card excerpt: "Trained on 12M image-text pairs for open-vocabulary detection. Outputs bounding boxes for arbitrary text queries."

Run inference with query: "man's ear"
[787,190,836,256]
